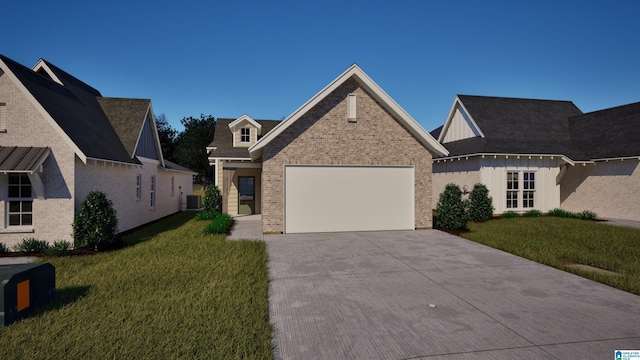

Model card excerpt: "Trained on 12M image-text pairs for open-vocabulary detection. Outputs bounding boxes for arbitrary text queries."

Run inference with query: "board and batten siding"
[480,156,562,214]
[442,105,481,143]
[135,115,160,160]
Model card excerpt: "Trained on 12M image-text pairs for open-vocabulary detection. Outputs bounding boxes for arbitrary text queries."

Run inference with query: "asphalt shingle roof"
[569,102,640,159]
[0,54,138,164]
[97,97,151,158]
[208,118,280,158]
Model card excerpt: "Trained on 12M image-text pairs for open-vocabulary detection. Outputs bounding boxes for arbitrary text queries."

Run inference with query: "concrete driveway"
[265,230,640,359]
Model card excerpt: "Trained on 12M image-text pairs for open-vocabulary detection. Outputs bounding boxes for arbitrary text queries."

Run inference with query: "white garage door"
[284,165,414,233]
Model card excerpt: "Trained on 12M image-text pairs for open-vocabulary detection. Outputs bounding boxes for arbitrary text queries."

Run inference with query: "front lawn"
[462,217,640,295]
[0,212,273,359]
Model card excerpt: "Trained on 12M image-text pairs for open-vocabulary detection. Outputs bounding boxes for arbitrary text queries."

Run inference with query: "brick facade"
[261,79,433,233]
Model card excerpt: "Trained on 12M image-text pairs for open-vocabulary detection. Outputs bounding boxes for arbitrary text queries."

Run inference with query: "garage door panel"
[284,166,414,233]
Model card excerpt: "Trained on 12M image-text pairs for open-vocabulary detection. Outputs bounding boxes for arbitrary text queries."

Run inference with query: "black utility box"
[0,262,56,325]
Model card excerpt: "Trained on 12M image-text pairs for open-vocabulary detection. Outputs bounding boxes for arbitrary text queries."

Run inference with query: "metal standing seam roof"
[0,146,50,172]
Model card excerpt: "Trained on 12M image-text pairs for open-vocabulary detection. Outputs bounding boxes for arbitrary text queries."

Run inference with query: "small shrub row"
[11,238,73,256]
[548,208,597,220]
[204,213,234,235]
[196,211,221,221]
[500,211,520,219]
[523,209,542,217]
[436,183,494,230]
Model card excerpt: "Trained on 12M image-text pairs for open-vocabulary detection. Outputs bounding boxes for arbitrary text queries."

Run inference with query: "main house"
[0,55,195,249]
[208,64,449,234]
[431,95,640,221]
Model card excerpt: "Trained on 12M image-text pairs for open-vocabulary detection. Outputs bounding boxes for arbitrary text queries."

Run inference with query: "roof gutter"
[433,153,575,166]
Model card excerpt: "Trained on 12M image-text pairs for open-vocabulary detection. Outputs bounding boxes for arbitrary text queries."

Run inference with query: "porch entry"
[238,176,255,214]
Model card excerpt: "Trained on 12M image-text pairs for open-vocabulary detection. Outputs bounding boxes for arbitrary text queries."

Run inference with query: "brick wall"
[0,70,76,248]
[261,78,433,233]
[561,160,640,221]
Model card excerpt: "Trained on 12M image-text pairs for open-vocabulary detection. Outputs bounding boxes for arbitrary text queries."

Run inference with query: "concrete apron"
[265,230,640,360]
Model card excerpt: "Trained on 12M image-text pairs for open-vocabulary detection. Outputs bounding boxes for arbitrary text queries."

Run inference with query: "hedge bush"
[0,242,8,253]
[579,210,597,220]
[196,211,221,221]
[73,191,119,249]
[14,238,50,253]
[45,240,73,256]
[202,185,223,213]
[523,209,542,217]
[204,213,234,235]
[467,183,494,222]
[435,183,468,230]
[500,211,520,219]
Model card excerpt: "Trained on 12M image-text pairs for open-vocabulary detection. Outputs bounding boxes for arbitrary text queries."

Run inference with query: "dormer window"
[241,127,251,143]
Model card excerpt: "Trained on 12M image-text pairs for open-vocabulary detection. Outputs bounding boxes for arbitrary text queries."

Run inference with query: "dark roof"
[0,146,50,172]
[437,95,589,160]
[569,102,640,159]
[97,97,150,158]
[208,118,280,158]
[0,55,138,164]
[163,160,197,174]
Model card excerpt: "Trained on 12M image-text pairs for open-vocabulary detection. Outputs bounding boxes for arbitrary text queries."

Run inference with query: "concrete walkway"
[601,217,640,229]
[0,256,39,265]
[227,214,263,240]
[265,230,640,360]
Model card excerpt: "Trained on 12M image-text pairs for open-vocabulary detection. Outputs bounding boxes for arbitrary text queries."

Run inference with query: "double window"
[8,173,33,226]
[240,127,250,143]
[506,171,535,209]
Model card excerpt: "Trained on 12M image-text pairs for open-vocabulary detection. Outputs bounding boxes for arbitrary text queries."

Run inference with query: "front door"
[238,176,255,214]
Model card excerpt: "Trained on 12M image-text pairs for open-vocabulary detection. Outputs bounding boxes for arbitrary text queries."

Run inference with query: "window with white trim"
[136,174,142,200]
[506,171,535,209]
[8,173,33,226]
[150,175,156,208]
[240,127,250,143]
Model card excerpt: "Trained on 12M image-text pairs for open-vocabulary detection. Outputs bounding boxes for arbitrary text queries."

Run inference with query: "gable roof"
[248,64,449,161]
[569,101,640,160]
[97,97,153,159]
[0,54,138,165]
[436,95,588,160]
[208,118,280,159]
[228,114,263,134]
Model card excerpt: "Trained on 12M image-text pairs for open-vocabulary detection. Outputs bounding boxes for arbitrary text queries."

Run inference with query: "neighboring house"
[0,54,196,249]
[208,64,448,234]
[431,95,640,221]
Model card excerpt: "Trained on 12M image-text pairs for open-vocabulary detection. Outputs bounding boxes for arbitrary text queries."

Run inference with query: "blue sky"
[2,0,639,132]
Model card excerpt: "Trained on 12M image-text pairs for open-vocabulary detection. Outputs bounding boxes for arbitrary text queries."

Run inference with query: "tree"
[155,113,178,162]
[202,185,222,213]
[435,183,469,230]
[467,183,494,222]
[72,191,118,250]
[173,114,216,185]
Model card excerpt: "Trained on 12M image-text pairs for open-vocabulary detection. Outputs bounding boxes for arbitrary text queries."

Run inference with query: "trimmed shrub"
[202,185,223,213]
[204,213,234,235]
[45,240,73,256]
[579,210,597,220]
[73,191,119,249]
[523,209,542,217]
[500,211,520,219]
[14,238,50,253]
[435,183,469,230]
[196,211,220,221]
[467,183,494,222]
[0,242,10,253]
[547,208,577,218]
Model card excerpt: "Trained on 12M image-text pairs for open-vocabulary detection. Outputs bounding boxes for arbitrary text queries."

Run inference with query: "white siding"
[442,105,482,143]
[432,158,481,208]
[480,156,562,214]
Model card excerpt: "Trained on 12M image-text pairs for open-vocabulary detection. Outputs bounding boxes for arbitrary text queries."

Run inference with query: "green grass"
[0,212,273,359]
[462,217,640,295]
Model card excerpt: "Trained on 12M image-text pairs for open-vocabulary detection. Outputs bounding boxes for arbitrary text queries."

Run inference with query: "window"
[136,174,142,200]
[347,93,356,120]
[240,127,250,143]
[8,173,33,226]
[171,176,175,196]
[523,172,535,208]
[150,175,156,208]
[506,171,535,209]
[506,172,518,209]
[0,103,6,132]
